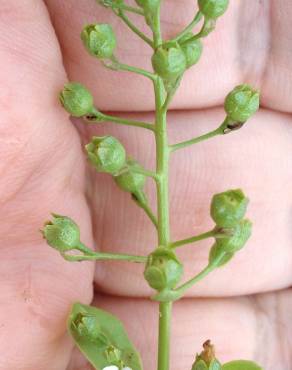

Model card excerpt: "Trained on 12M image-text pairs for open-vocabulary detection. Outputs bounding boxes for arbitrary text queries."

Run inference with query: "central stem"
[154,76,172,370]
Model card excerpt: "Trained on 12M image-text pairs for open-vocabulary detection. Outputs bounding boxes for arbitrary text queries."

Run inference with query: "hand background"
[1,1,292,369]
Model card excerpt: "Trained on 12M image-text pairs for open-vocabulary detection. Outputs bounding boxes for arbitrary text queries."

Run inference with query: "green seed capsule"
[42,214,80,252]
[152,45,187,81]
[208,243,234,267]
[224,84,260,123]
[210,189,249,228]
[114,159,146,196]
[216,219,252,253]
[81,24,116,59]
[198,0,229,19]
[144,247,183,291]
[179,33,203,69]
[85,136,126,174]
[59,82,94,117]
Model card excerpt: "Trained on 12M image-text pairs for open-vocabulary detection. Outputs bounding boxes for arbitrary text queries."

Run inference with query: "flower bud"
[144,247,183,291]
[224,84,260,123]
[81,24,116,59]
[192,340,221,370]
[59,82,94,117]
[114,159,146,196]
[152,45,187,81]
[42,214,80,252]
[210,189,249,228]
[85,136,126,174]
[198,0,229,19]
[215,219,252,253]
[179,34,203,69]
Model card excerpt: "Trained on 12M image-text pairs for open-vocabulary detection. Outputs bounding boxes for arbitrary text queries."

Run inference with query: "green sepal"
[68,303,143,370]
[192,359,209,370]
[209,359,222,370]
[222,360,263,370]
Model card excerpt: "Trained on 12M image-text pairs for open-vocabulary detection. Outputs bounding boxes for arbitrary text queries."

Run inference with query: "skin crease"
[0,0,292,369]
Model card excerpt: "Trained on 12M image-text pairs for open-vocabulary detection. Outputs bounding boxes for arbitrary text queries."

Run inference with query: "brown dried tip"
[200,340,216,365]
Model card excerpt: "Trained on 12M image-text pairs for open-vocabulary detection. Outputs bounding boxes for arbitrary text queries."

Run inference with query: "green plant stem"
[170,229,215,249]
[132,194,158,229]
[111,3,144,15]
[87,109,155,131]
[173,254,226,298]
[62,242,146,262]
[172,11,203,42]
[154,73,172,370]
[130,166,158,180]
[117,10,154,48]
[169,119,229,152]
[105,58,156,81]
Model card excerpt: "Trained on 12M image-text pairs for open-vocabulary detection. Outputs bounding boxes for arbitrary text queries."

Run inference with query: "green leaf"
[68,303,143,370]
[222,360,263,370]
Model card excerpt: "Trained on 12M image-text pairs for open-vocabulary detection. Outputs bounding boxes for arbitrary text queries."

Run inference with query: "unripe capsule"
[59,82,94,117]
[114,159,146,195]
[42,214,80,252]
[210,189,249,228]
[198,0,229,19]
[85,136,126,174]
[179,33,203,69]
[224,84,260,123]
[152,45,186,81]
[81,24,116,59]
[144,247,183,291]
[215,219,252,253]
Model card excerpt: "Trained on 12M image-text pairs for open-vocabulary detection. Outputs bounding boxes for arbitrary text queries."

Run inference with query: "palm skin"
[1,1,292,369]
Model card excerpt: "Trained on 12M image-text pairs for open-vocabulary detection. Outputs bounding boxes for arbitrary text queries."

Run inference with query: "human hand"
[1,1,292,369]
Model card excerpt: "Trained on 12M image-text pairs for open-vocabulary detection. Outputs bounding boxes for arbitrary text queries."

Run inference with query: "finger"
[67,289,292,370]
[82,108,292,297]
[0,1,93,369]
[45,0,292,113]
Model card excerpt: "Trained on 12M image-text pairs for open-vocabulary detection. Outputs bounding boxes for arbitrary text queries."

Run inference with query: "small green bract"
[59,82,94,117]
